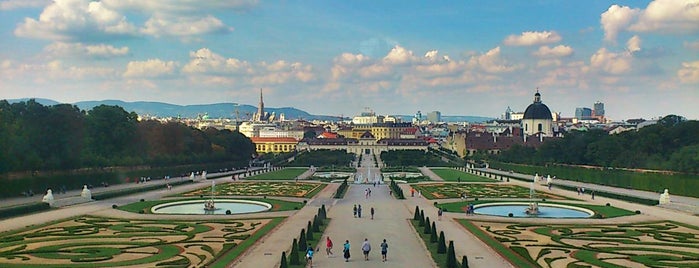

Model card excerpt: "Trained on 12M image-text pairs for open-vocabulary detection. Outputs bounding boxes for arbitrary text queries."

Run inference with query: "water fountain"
[204,180,215,211]
[525,181,539,215]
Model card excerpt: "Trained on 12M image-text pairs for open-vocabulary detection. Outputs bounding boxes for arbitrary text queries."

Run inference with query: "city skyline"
[1,0,698,120]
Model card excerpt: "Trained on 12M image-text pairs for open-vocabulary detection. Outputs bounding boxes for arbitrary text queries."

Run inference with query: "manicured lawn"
[180,181,326,198]
[437,200,636,218]
[411,183,569,200]
[0,216,284,267]
[429,168,495,182]
[459,219,699,268]
[118,197,305,214]
[247,168,308,180]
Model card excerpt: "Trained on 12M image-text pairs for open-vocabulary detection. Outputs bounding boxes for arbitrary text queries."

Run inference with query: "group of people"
[353,204,375,219]
[464,203,475,215]
[318,237,388,263]
[409,187,422,197]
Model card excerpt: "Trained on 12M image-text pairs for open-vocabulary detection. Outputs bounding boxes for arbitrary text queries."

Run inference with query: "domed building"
[522,91,553,137]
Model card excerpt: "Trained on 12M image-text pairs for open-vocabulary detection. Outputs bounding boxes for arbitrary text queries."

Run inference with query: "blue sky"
[1,0,698,120]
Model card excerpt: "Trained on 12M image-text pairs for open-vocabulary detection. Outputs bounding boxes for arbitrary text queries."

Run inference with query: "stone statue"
[81,185,92,200]
[659,189,671,205]
[42,189,55,206]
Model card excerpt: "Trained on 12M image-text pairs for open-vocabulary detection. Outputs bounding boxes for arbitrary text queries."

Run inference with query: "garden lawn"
[430,168,495,182]
[118,197,305,214]
[247,168,308,180]
[180,181,325,198]
[412,183,569,200]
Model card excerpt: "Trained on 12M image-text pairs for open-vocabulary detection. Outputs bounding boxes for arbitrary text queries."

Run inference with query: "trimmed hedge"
[0,202,51,219]
[92,179,193,200]
[334,179,349,199]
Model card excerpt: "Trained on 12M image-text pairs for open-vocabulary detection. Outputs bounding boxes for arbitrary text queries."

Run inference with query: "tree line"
[0,99,254,175]
[493,115,699,174]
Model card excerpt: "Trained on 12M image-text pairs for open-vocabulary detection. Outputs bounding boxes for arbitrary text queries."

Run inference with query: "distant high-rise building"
[427,111,441,123]
[593,101,605,117]
[575,107,592,119]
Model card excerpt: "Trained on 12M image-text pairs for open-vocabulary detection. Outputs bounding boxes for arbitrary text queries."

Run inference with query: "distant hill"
[5,98,493,122]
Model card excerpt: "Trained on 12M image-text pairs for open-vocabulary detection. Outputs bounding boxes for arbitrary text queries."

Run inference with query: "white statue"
[42,189,55,206]
[659,189,671,205]
[546,175,553,185]
[534,173,540,182]
[81,185,92,200]
[190,172,195,181]
[201,170,207,180]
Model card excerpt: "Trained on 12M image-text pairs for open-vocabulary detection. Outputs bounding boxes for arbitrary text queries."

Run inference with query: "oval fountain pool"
[473,202,594,218]
[151,199,272,215]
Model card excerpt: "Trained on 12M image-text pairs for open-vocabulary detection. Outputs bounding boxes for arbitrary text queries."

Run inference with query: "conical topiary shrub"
[298,229,307,254]
[419,210,425,226]
[280,251,288,268]
[313,216,320,232]
[424,217,431,234]
[461,255,469,268]
[414,206,420,220]
[446,240,457,268]
[438,231,447,254]
[306,221,314,241]
[289,238,300,265]
[430,222,438,243]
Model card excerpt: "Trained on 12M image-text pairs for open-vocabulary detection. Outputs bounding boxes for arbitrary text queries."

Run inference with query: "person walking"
[353,204,357,218]
[438,208,443,221]
[306,244,314,267]
[370,207,375,220]
[326,236,333,256]
[361,238,371,261]
[343,240,351,262]
[380,239,388,262]
[358,205,362,218]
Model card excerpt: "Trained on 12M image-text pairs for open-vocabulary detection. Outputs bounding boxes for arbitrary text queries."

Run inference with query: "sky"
[1,0,698,120]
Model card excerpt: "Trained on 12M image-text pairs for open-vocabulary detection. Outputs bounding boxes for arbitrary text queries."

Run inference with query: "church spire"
[256,88,265,122]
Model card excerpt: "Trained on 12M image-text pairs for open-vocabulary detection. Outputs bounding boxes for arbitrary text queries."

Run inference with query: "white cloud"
[678,61,699,83]
[182,48,251,74]
[123,59,178,78]
[44,42,129,58]
[601,0,699,42]
[100,0,257,14]
[468,47,519,73]
[383,45,416,65]
[503,31,562,46]
[0,60,116,82]
[533,45,574,58]
[685,40,699,51]
[590,48,632,75]
[141,15,230,37]
[0,0,50,10]
[627,35,642,53]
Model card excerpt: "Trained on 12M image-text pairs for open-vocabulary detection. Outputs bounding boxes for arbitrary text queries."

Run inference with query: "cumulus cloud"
[627,35,642,53]
[123,59,178,78]
[503,31,562,46]
[0,0,50,10]
[468,47,519,73]
[590,48,632,75]
[182,48,251,74]
[0,60,116,82]
[383,45,416,65]
[14,0,256,41]
[44,42,129,58]
[678,61,699,83]
[533,45,574,58]
[601,0,699,42]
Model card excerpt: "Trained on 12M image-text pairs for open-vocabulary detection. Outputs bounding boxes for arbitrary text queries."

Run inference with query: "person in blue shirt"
[306,244,314,267]
[343,240,351,262]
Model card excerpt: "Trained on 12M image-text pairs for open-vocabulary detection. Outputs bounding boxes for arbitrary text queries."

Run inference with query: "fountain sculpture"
[525,182,539,215]
[204,180,216,211]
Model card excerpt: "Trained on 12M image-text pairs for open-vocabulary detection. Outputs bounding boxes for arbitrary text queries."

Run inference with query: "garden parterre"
[0,216,282,267]
[412,183,568,200]
[461,220,699,268]
[180,181,324,198]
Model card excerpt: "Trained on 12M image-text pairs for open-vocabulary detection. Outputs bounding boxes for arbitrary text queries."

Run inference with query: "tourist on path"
[370,207,375,220]
[343,240,351,262]
[438,208,443,221]
[380,239,388,262]
[306,244,314,267]
[353,204,357,218]
[358,205,362,218]
[361,238,371,261]
[411,187,415,197]
[326,236,333,256]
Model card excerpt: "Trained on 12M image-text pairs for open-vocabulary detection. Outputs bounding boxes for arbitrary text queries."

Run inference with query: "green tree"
[306,221,314,241]
[280,251,288,268]
[298,229,307,255]
[430,222,438,243]
[446,240,457,268]
[423,217,431,234]
[438,231,446,254]
[289,238,300,265]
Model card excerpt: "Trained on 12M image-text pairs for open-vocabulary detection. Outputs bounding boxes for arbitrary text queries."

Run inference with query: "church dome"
[523,91,552,120]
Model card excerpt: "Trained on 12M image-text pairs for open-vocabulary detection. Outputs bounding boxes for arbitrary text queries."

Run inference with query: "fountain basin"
[473,202,594,218]
[151,199,272,215]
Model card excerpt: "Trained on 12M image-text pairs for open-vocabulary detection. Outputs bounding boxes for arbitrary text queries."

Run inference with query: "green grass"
[410,219,463,267]
[437,201,635,218]
[179,181,325,198]
[287,218,330,268]
[457,219,535,268]
[430,168,495,182]
[246,168,308,180]
[209,217,285,268]
[412,183,570,200]
[117,197,305,214]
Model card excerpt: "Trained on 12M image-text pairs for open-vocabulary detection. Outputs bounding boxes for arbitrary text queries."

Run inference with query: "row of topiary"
[92,179,194,200]
[280,204,327,268]
[333,179,348,199]
[413,205,469,268]
[389,179,405,199]
[0,202,51,220]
